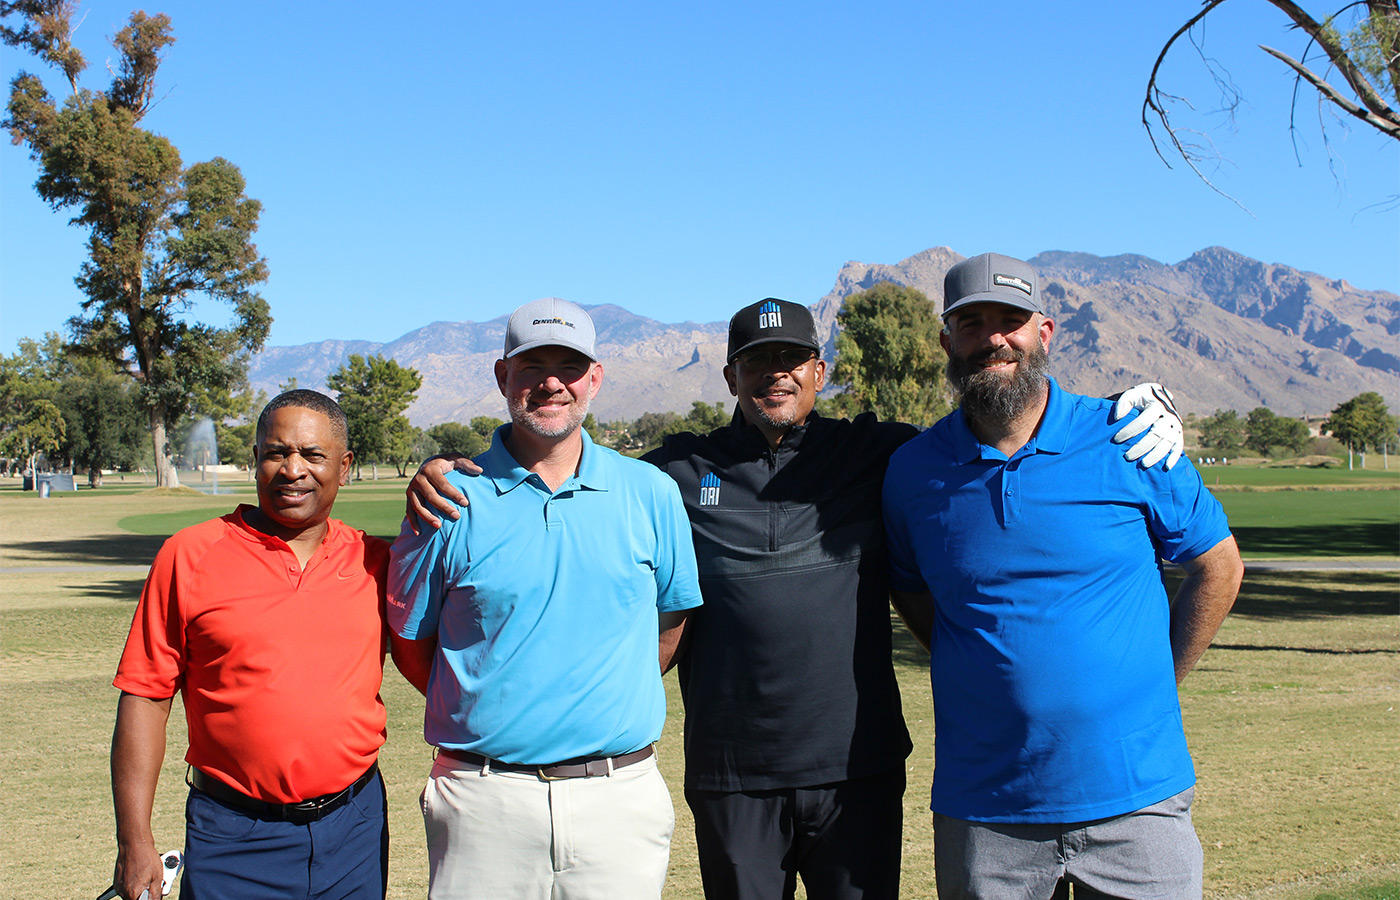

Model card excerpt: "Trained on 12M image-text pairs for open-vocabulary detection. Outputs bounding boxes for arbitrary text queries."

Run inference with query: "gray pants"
[933,788,1202,900]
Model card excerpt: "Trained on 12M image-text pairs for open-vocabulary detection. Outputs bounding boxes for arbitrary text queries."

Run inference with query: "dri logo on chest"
[699,472,721,506]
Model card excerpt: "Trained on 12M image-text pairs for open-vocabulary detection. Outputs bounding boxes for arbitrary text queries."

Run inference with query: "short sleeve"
[387,505,459,639]
[113,536,187,699]
[1145,460,1233,565]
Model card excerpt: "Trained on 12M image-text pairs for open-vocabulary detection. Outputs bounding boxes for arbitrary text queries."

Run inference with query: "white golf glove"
[1110,383,1183,470]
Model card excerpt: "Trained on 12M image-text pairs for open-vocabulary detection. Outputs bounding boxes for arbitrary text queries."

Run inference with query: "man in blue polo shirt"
[883,253,1244,900]
[387,297,703,900]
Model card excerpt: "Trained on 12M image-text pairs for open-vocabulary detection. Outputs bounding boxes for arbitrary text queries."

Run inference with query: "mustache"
[752,379,799,396]
[970,347,1023,366]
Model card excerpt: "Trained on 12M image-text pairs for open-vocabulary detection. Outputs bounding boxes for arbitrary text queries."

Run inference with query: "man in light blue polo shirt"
[882,253,1244,900]
[388,297,703,900]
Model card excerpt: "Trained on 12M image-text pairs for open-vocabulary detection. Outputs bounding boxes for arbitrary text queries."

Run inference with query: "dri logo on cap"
[758,300,782,329]
[699,472,721,506]
[993,274,1032,296]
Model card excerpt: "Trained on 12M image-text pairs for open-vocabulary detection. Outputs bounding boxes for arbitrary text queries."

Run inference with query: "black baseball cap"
[727,298,820,361]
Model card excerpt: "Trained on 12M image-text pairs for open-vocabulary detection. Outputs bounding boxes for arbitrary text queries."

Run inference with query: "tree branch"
[1262,44,1400,134]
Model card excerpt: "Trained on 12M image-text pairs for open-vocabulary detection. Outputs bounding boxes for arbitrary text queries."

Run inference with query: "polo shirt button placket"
[1003,467,1019,523]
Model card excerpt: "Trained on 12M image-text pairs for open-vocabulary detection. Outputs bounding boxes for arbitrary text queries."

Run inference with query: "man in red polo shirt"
[110,390,395,900]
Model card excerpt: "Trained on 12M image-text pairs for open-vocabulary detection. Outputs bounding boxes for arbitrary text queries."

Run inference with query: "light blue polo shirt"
[388,425,703,764]
[882,378,1232,823]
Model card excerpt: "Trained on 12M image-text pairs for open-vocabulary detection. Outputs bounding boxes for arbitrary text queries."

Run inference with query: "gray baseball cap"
[503,297,597,361]
[942,252,1044,320]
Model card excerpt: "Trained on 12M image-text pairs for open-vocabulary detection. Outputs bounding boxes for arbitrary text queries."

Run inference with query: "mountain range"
[247,245,1400,424]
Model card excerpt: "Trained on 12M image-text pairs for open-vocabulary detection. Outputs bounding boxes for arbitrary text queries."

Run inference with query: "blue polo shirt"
[882,378,1232,823]
[388,426,703,764]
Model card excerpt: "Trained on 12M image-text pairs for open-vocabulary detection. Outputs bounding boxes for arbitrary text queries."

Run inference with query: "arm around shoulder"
[1170,535,1244,684]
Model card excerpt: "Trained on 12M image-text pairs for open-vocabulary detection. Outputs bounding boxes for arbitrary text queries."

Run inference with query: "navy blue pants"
[685,767,905,900]
[182,770,388,900]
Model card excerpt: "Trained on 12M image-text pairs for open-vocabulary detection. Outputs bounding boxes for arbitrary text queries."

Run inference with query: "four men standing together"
[112,253,1238,900]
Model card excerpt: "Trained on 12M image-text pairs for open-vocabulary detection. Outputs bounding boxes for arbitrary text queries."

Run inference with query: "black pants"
[685,767,905,900]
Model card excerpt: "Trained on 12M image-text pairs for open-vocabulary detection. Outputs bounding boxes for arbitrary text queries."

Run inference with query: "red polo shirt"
[116,506,389,804]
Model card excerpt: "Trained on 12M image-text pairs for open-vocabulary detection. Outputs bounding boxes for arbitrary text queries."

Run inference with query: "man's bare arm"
[389,633,437,696]
[111,692,173,900]
[890,589,934,652]
[659,610,692,673]
[404,454,482,534]
[1170,535,1244,684]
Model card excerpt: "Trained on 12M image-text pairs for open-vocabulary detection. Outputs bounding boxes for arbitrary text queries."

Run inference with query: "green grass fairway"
[1194,464,1398,490]
[1,478,1396,899]
[1215,491,1400,558]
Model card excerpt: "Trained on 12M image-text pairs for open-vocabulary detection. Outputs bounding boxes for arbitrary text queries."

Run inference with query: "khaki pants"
[422,751,674,900]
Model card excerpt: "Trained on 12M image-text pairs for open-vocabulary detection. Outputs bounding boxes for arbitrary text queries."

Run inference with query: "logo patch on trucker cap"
[993,274,1033,296]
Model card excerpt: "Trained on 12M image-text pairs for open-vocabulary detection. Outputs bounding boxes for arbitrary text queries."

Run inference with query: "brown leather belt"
[437,745,654,780]
[187,764,378,824]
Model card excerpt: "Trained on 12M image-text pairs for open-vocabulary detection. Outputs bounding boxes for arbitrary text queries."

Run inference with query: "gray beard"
[947,342,1051,424]
[508,394,591,439]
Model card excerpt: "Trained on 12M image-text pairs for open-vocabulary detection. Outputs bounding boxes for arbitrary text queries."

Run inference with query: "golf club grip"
[93,887,149,900]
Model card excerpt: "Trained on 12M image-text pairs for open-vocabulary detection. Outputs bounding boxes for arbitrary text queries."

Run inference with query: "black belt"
[187,764,377,824]
[437,745,654,780]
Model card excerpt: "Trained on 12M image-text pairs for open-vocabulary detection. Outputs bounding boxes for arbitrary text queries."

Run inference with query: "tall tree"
[0,335,62,479]
[57,355,147,486]
[1197,408,1246,454]
[684,400,731,434]
[2,335,150,484]
[1323,391,1398,467]
[325,354,421,479]
[428,422,488,457]
[469,415,504,439]
[0,398,66,479]
[1244,406,1312,455]
[1144,1,1400,200]
[828,282,949,427]
[3,3,271,487]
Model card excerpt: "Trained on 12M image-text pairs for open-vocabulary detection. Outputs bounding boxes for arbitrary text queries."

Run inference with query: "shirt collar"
[230,504,343,549]
[483,423,608,494]
[950,377,1070,463]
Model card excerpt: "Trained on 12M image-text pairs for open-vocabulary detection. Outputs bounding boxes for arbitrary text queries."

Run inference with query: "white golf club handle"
[98,849,182,900]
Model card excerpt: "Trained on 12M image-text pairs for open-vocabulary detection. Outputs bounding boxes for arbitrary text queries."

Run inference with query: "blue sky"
[2,0,1396,351]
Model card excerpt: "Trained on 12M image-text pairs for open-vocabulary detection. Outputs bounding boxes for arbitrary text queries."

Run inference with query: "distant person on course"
[111,390,398,900]
[387,297,704,900]
[404,289,1187,900]
[883,252,1244,900]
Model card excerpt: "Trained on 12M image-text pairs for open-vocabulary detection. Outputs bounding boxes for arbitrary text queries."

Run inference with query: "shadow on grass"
[6,533,168,569]
[1211,643,1396,655]
[82,577,145,602]
[1233,522,1399,557]
[1221,571,1397,619]
[891,571,1398,666]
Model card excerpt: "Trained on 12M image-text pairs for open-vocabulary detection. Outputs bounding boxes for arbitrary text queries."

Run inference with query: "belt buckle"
[536,766,565,782]
[287,798,326,821]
